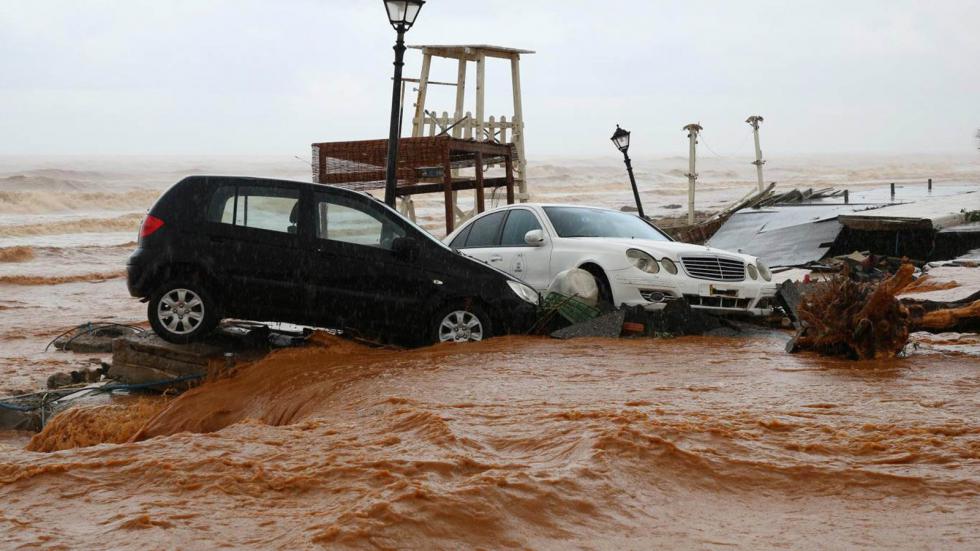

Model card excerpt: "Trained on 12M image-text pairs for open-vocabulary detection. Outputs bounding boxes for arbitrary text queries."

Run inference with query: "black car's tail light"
[139,215,165,240]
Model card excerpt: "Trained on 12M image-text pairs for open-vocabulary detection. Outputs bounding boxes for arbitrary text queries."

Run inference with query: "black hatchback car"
[127,176,540,346]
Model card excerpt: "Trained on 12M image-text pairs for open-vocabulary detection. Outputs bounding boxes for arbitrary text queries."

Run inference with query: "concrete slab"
[839,190,980,231]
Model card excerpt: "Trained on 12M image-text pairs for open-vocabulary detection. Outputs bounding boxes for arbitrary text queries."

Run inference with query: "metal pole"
[384,27,407,207]
[688,134,696,225]
[684,124,702,226]
[746,116,765,192]
[622,152,645,219]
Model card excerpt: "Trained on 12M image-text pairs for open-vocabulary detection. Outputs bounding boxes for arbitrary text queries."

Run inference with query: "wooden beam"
[475,53,486,142]
[445,140,512,154]
[505,155,515,204]
[394,177,508,196]
[443,155,454,234]
[510,54,528,201]
[453,58,467,138]
[475,151,485,213]
[411,53,432,138]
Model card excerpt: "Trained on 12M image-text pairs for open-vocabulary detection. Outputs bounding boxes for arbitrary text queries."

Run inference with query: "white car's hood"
[568,237,752,262]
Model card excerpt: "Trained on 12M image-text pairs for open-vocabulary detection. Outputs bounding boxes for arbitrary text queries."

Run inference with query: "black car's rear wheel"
[148,281,219,344]
[432,302,491,344]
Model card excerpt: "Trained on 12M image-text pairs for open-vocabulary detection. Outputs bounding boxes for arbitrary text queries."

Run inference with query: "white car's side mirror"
[524,229,545,246]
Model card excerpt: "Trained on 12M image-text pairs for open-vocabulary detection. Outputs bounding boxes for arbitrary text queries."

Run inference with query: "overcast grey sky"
[2,1,978,158]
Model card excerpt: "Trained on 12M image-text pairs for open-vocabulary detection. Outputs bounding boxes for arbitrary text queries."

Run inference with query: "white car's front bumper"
[611,272,778,316]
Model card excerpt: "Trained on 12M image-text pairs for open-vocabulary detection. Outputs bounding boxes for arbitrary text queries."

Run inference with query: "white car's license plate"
[703,284,740,298]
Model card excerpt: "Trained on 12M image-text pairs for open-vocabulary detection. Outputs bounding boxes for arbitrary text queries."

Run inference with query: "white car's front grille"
[680,256,746,281]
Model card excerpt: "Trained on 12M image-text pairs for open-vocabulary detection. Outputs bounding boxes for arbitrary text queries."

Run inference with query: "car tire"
[148,280,220,344]
[431,301,492,344]
[581,265,615,310]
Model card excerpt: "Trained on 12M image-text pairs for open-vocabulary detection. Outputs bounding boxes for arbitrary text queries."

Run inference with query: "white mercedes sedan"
[444,204,778,315]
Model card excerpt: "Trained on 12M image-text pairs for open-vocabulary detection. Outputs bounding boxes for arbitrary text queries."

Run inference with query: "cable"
[0,373,205,414]
[44,322,145,352]
[98,373,204,392]
[0,401,36,412]
[59,323,142,351]
[699,129,754,160]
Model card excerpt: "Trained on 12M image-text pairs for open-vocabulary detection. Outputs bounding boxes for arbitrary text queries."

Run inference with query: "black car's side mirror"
[392,236,422,261]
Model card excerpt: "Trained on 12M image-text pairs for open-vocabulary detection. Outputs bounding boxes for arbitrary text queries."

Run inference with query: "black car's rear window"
[207,185,300,235]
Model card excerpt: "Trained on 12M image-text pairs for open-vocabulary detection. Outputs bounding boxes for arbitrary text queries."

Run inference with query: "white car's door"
[452,210,507,265]
[493,208,552,289]
[451,208,552,287]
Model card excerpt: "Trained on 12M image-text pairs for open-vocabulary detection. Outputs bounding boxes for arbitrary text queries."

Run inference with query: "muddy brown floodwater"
[1,333,979,550]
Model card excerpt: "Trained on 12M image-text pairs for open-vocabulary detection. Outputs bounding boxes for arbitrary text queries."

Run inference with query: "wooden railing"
[413,111,522,146]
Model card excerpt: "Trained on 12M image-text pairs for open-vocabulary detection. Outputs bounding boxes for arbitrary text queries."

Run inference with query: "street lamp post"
[382,0,425,207]
[611,125,645,219]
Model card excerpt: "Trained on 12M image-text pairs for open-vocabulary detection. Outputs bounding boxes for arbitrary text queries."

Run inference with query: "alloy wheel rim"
[438,310,484,343]
[157,288,204,335]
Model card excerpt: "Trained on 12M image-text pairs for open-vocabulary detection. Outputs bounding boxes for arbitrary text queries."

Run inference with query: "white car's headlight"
[757,260,772,282]
[626,249,660,274]
[507,280,539,305]
[746,263,759,280]
[661,258,678,275]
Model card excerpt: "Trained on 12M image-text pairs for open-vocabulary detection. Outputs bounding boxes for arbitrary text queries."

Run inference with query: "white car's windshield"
[543,207,671,241]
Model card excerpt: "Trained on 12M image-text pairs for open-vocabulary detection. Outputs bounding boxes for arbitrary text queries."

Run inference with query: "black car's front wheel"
[432,302,491,344]
[148,281,219,344]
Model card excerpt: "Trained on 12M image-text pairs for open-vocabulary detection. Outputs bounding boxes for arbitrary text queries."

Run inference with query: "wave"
[0,213,143,238]
[27,398,166,453]
[4,333,978,549]
[0,189,161,214]
[0,270,125,286]
[0,246,34,263]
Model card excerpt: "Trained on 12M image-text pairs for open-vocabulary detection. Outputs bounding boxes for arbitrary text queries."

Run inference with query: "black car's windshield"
[543,207,670,241]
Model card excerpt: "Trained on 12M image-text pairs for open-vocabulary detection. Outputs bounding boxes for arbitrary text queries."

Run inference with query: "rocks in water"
[46,364,108,389]
[550,310,626,339]
[46,373,73,389]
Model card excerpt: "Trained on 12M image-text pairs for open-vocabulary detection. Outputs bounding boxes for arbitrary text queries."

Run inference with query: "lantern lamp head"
[384,0,425,31]
[611,125,631,153]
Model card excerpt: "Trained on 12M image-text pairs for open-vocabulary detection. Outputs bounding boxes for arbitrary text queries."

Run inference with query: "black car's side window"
[464,211,507,248]
[207,185,300,235]
[500,209,543,246]
[314,193,405,250]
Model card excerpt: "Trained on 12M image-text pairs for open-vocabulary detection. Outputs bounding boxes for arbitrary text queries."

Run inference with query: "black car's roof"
[178,175,376,201]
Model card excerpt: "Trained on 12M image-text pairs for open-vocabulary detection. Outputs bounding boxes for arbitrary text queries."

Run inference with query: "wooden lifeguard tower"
[406,44,533,224]
[312,136,518,235]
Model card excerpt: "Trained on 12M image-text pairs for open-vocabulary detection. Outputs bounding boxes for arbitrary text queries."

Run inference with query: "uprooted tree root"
[913,300,980,331]
[794,264,915,360]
